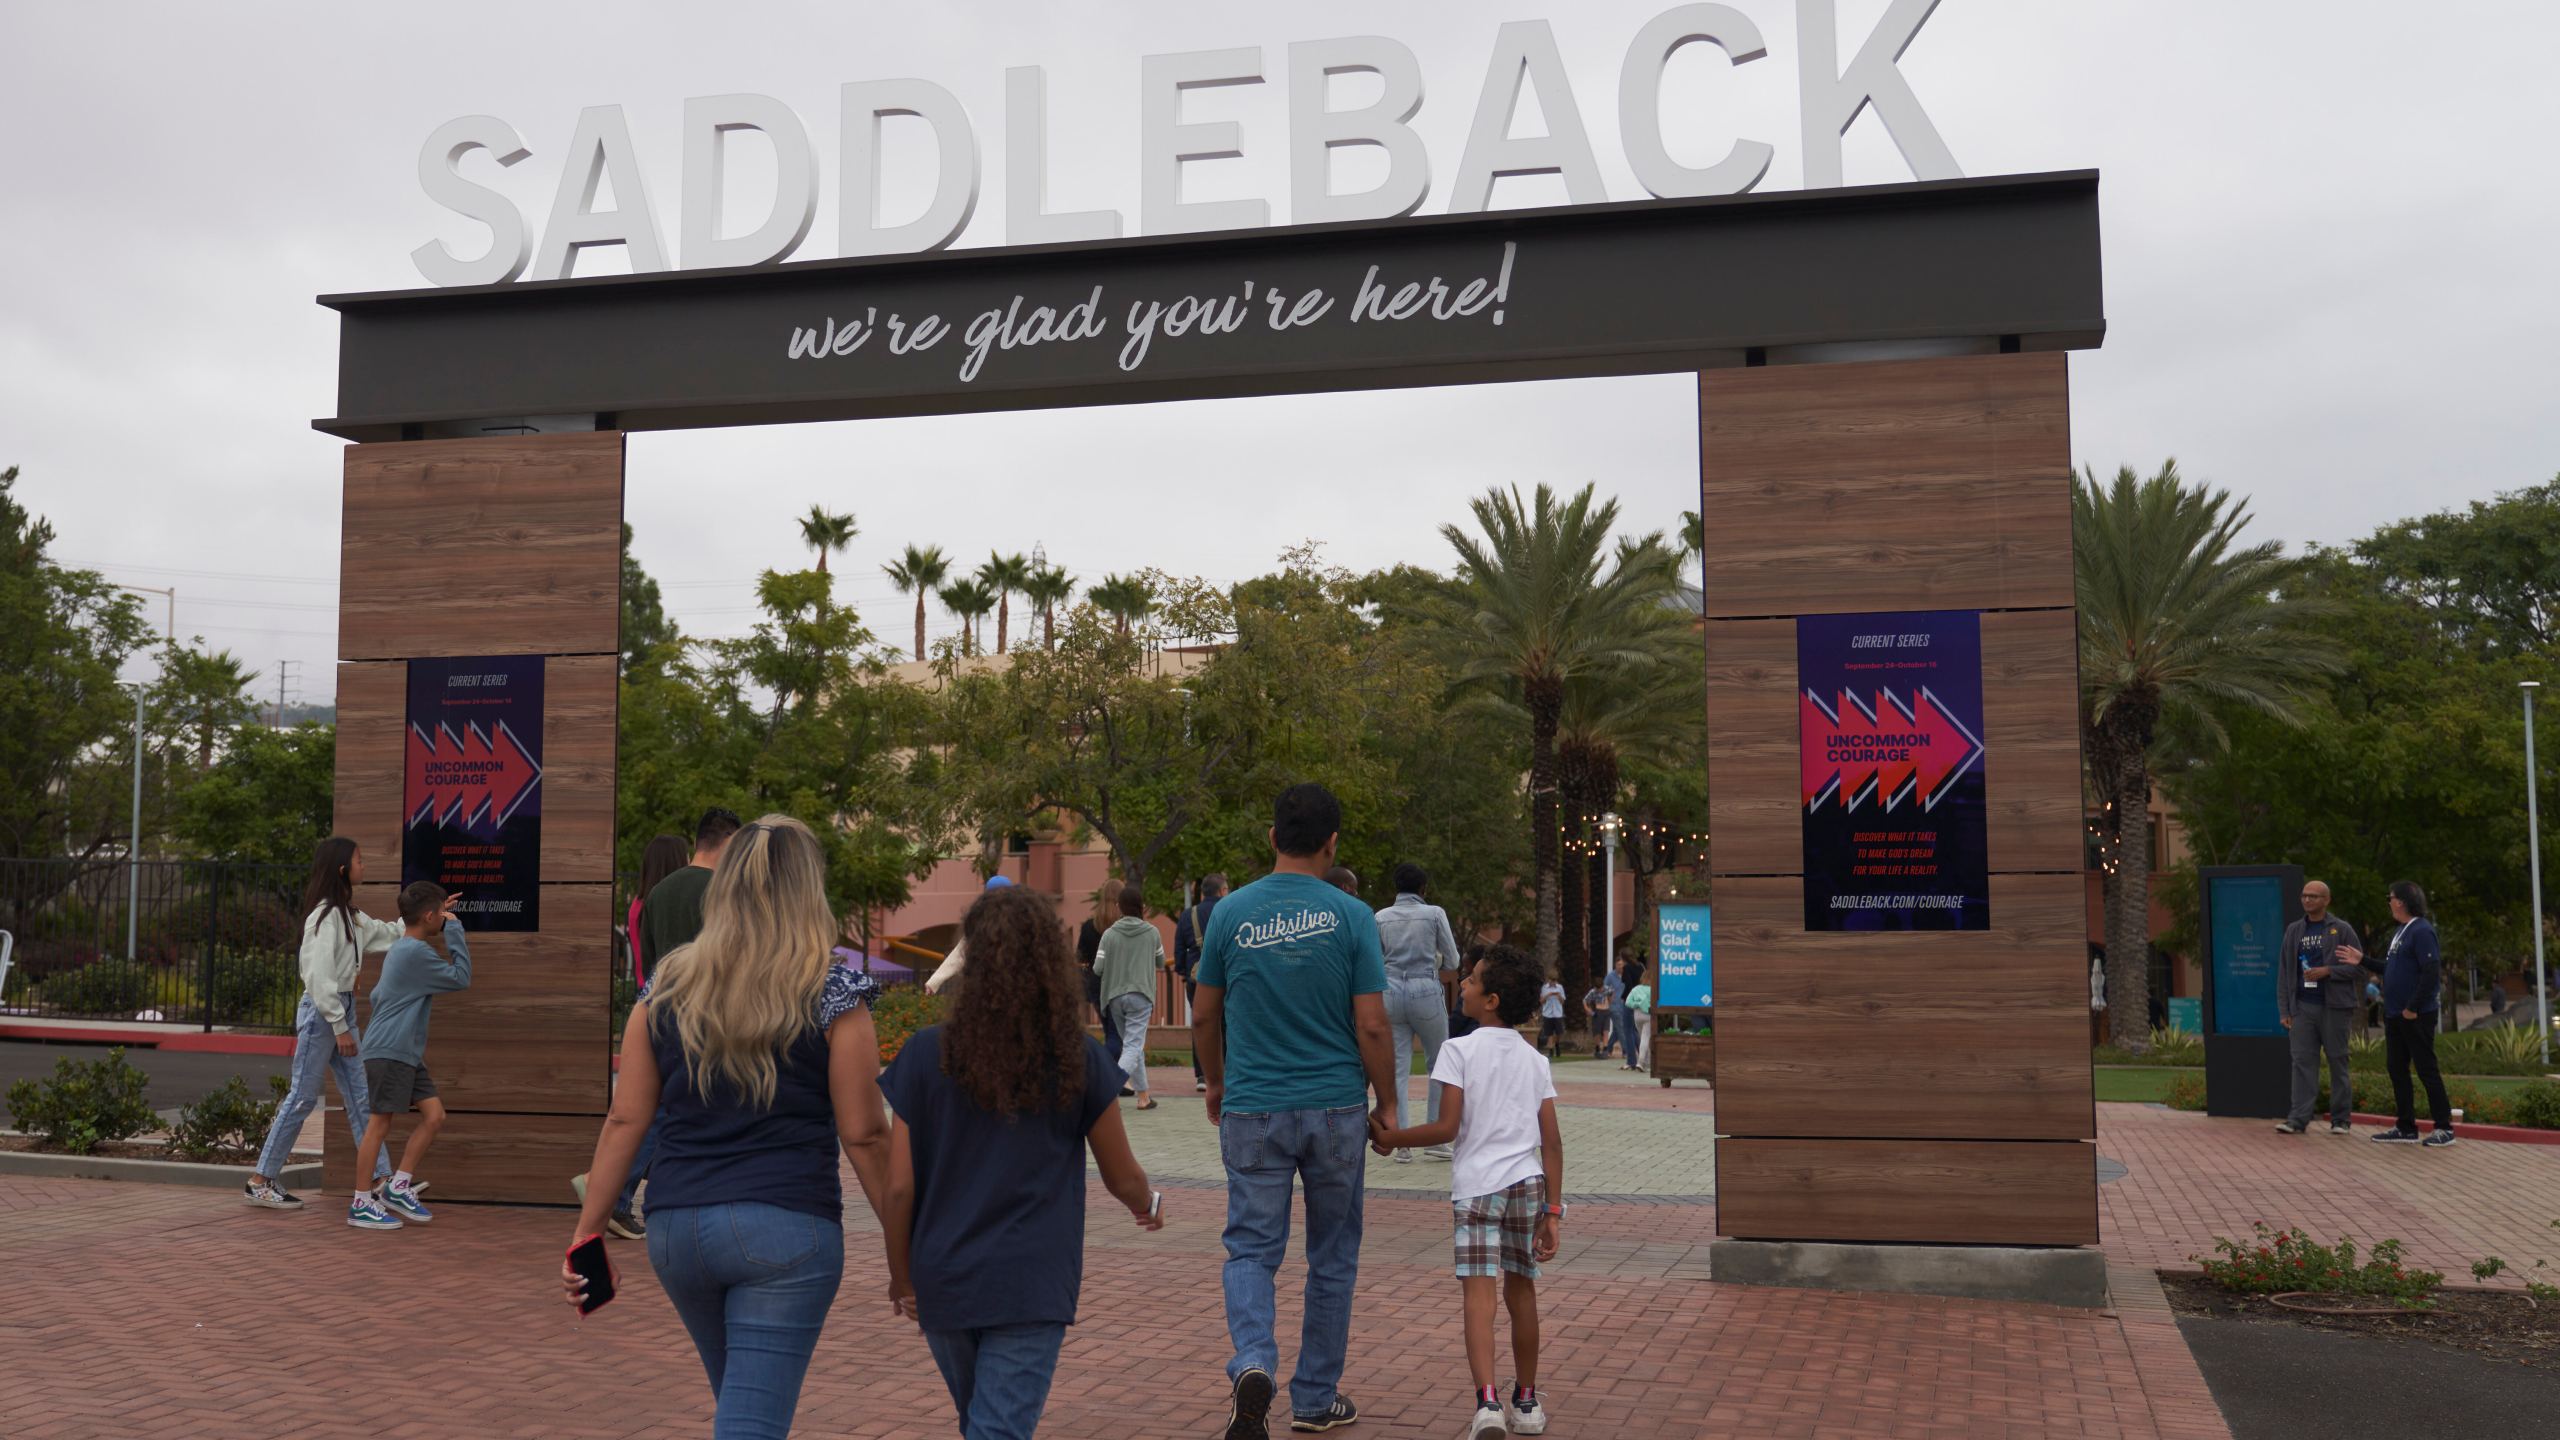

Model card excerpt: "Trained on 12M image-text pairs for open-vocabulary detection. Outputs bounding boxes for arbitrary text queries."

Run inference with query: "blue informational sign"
[2166,997,2201,1036]
[2207,873,2284,1037]
[1656,904,1712,1008]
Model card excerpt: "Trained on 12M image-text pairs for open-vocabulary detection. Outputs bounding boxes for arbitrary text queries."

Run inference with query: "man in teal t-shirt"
[1193,783,1393,1434]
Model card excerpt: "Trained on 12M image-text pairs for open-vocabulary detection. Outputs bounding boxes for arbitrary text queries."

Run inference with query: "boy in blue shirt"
[350,882,472,1229]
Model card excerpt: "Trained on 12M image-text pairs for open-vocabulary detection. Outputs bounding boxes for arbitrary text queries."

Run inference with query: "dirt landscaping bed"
[2162,1270,2560,1370]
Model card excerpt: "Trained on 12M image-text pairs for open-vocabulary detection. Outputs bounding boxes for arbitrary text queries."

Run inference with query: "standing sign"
[1656,903,1713,1008]
[1797,610,1989,930]
[2205,873,2285,1038]
[403,657,545,932]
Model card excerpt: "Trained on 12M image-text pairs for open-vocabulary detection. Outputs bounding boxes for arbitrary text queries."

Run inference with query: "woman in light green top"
[1625,980,1654,1072]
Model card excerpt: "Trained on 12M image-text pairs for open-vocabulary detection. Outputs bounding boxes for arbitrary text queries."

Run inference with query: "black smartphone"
[567,1234,616,1315]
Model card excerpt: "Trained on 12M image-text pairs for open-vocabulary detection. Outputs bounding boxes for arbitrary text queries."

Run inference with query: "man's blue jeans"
[1219,1104,1369,1418]
[924,1321,1067,1440]
[252,993,393,1184]
[649,1201,845,1439]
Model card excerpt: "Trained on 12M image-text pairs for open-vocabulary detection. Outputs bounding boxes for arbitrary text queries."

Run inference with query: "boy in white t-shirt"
[1370,943,1564,1438]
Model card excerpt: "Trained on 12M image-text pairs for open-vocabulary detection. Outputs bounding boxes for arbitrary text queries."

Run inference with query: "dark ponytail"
[2388,880,2430,920]
[302,837,360,946]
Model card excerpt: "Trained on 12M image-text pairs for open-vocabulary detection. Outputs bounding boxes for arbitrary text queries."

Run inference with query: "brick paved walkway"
[9,1094,2554,1439]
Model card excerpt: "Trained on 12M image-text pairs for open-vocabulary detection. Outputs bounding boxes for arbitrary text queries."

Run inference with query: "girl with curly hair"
[880,883,1165,1439]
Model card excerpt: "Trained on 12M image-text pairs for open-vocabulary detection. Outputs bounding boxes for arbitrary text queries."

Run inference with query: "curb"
[0,1023,295,1056]
[2348,1111,2560,1147]
[0,1148,322,1190]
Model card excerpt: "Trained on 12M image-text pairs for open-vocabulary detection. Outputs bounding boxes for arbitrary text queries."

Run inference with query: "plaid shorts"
[1453,1176,1545,1279]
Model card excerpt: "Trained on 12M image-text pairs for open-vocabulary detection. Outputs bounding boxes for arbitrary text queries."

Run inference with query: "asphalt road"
[2179,1315,2552,1438]
[0,1040,291,1114]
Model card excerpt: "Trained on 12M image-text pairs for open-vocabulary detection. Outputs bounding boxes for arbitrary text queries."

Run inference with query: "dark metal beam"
[318,171,2103,442]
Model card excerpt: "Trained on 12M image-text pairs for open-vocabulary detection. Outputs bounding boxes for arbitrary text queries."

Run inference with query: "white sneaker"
[243,1178,303,1210]
[1393,1148,1415,1164]
[1468,1401,1508,1438]
[1504,1390,1548,1436]
[1422,1144,1455,1162]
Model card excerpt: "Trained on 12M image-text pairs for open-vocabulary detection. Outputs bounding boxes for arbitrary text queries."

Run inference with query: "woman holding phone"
[561,815,891,1438]
[878,883,1163,1440]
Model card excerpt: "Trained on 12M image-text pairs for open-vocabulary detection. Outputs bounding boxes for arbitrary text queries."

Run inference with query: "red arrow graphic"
[1802,687,1982,813]
[404,721,542,833]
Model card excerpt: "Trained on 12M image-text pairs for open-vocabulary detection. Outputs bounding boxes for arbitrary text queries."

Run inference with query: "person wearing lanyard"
[2275,880,2363,1135]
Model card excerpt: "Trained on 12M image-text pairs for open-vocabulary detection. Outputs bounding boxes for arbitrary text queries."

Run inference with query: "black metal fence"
[0,858,310,1032]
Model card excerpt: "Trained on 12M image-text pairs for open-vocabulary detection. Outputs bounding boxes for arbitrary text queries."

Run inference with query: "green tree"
[1021,563,1076,652]
[621,523,679,674]
[1552,624,1700,1006]
[173,723,335,866]
[0,465,150,859]
[1420,483,1683,976]
[2077,461,2339,1047]
[148,640,259,769]
[797,506,858,574]
[977,552,1032,654]
[1088,573,1154,637]
[882,543,951,663]
[938,577,996,656]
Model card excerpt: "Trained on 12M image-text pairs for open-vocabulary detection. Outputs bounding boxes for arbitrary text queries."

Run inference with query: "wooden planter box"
[1652,1031,1714,1087]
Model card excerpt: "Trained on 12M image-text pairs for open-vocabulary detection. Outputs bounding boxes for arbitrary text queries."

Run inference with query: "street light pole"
[114,584,175,963]
[2525,682,2552,1065]
[1599,812,1622,982]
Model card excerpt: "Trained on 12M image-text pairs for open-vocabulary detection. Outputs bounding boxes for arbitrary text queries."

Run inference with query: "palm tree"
[1552,611,1699,1004]
[1426,484,1684,978]
[2077,460,2338,1049]
[1678,509,1704,586]
[1089,573,1154,637]
[1021,563,1076,651]
[939,577,997,656]
[977,552,1032,653]
[798,505,858,574]
[882,544,951,662]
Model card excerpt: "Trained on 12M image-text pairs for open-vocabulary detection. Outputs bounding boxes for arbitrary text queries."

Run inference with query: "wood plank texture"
[346,884,610,1115]
[539,654,617,883]
[339,433,624,661]
[334,1110,601,1206]
[1716,1138,2097,1246]
[1698,353,2073,618]
[332,663,406,874]
[1708,873,2094,1140]
[1705,609,2083,875]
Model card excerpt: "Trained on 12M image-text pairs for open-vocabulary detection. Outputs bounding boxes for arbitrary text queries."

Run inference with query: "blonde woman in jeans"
[562,815,891,1439]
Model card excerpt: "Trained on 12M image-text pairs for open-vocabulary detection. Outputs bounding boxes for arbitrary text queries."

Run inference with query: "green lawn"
[2094,1066,2540,1105]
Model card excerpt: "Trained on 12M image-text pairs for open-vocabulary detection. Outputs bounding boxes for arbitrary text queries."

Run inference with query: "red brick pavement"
[21,1100,2548,1439]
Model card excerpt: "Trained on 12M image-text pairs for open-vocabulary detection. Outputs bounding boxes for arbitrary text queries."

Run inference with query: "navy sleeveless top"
[641,963,880,1220]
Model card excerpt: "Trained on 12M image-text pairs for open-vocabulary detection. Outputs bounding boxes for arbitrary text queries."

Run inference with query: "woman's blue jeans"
[648,1201,845,1439]
[251,994,392,1183]
[924,1321,1067,1440]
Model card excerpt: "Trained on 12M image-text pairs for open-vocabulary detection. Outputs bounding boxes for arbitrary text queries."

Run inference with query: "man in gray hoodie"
[1096,882,1167,1110]
[2277,879,2363,1135]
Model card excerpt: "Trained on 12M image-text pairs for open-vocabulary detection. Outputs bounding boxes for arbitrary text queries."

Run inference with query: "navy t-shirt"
[642,964,879,1222]
[879,1026,1120,1331]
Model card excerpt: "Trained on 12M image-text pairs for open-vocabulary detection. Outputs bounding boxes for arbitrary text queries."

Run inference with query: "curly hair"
[1475,943,1544,1028]
[942,885,1087,1116]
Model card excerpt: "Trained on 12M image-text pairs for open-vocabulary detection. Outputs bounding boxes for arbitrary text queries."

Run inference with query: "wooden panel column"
[1701,353,2097,1246]
[331,432,622,1203]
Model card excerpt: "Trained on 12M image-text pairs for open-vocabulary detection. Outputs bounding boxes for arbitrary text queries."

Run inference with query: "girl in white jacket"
[245,837,401,1208]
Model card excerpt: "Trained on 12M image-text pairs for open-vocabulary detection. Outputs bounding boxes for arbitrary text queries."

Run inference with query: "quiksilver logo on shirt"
[1235,909,1341,950]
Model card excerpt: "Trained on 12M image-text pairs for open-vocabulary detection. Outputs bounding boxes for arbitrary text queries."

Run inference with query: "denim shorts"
[1453,1176,1543,1279]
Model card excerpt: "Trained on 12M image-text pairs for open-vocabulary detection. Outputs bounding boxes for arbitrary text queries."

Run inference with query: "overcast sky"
[7,1,2556,703]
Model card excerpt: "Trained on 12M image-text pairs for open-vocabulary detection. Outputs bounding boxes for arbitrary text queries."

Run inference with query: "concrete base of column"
[1708,1238,2111,1309]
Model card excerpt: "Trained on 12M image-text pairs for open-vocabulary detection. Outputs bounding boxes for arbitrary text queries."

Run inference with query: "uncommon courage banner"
[1797,610,1989,931]
[403,656,545,932]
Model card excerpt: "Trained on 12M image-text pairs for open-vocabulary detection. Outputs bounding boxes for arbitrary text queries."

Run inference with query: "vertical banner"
[1655,903,1713,1008]
[1798,610,1989,930]
[403,656,545,932]
[2205,872,2284,1038]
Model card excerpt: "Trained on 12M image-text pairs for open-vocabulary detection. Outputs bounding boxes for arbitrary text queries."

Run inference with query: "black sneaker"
[2274,1120,2307,1134]
[2328,1121,2353,1136]
[243,1178,304,1210]
[1289,1395,1358,1432]
[2370,1127,2420,1143]
[608,1208,647,1239]
[1224,1368,1275,1440]
[2422,1129,2457,1147]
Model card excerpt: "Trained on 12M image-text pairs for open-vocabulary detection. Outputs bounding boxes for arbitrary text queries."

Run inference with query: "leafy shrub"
[2196,1223,2443,1309]
[35,959,195,1019]
[2434,1025,2552,1075]
[166,1074,289,1162]
[5,1047,159,1155]
[2166,1072,2207,1111]
[867,982,945,1063]
[2510,1079,2560,1130]
[202,948,296,1024]
[2147,1026,2204,1066]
